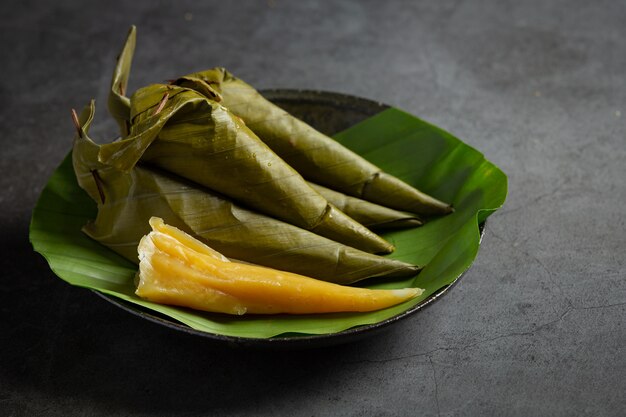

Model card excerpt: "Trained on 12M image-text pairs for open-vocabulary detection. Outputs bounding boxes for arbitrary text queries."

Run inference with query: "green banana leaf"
[184,70,452,215]
[73,101,418,284]
[30,105,507,338]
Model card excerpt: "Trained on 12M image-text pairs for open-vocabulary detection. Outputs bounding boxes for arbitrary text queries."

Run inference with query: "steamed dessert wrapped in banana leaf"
[72,102,420,284]
[111,26,450,218]
[179,69,453,215]
[97,83,393,254]
[136,217,424,315]
[107,27,432,231]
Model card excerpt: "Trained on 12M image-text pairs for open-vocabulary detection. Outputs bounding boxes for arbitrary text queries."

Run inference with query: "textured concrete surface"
[1,0,624,416]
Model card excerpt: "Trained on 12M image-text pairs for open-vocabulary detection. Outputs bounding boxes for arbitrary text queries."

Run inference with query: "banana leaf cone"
[309,183,422,230]
[178,69,453,215]
[97,83,393,254]
[72,101,420,284]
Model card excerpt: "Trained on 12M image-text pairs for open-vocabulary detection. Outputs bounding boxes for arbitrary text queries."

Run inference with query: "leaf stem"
[153,91,170,116]
[91,170,106,204]
[70,109,82,138]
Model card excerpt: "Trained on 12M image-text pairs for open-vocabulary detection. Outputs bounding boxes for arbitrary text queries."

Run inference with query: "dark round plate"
[90,89,485,349]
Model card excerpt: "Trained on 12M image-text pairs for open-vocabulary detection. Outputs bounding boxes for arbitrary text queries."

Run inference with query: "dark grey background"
[2,0,624,416]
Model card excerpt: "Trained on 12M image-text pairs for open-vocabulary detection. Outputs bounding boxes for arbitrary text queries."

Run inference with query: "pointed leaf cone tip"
[364,172,453,215]
[311,204,394,254]
[310,182,423,230]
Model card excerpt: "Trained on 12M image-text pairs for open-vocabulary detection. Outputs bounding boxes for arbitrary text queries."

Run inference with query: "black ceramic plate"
[88,89,485,349]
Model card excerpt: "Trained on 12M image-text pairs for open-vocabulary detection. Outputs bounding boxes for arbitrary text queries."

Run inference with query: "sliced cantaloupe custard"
[136,217,424,315]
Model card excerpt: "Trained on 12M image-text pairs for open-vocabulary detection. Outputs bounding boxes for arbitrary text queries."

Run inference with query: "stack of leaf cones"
[72,26,452,285]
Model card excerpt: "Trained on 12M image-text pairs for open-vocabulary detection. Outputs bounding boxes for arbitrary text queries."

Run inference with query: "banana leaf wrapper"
[97,83,393,254]
[73,101,419,284]
[108,25,136,137]
[309,183,422,230]
[179,69,453,215]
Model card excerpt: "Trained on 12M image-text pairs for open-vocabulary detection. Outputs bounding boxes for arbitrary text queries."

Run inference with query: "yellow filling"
[135,217,423,315]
